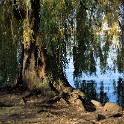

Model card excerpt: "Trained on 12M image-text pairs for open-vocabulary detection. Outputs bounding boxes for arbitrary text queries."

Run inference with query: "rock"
[68,89,85,105]
[75,99,85,111]
[91,100,102,108]
[68,96,77,103]
[104,102,123,112]
[71,89,85,99]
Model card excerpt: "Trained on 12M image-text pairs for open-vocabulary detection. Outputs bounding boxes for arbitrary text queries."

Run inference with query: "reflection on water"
[66,56,124,107]
[81,80,117,106]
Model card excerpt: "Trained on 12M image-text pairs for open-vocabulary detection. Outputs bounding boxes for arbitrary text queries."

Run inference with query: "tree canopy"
[0,0,124,87]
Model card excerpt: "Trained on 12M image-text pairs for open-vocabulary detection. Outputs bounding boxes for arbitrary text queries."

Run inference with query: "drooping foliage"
[0,0,123,87]
[73,0,124,79]
[0,1,22,86]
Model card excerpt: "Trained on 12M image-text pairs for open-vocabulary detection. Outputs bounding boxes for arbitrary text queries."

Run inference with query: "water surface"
[66,48,124,107]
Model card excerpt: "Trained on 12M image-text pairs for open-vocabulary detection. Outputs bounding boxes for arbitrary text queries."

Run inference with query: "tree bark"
[12,1,88,110]
[13,0,70,92]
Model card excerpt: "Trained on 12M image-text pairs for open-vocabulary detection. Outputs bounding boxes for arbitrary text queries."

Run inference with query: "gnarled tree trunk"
[12,0,88,111]
[13,0,70,91]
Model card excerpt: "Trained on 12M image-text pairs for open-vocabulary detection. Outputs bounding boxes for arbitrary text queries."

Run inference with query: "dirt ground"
[0,88,124,124]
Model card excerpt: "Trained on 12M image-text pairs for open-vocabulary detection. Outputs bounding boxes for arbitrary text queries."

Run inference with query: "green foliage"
[39,0,76,71]
[0,1,21,86]
[0,0,124,86]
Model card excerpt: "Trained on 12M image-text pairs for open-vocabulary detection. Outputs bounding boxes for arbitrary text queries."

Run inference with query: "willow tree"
[73,0,124,79]
[0,0,86,106]
[0,0,123,106]
[12,0,73,93]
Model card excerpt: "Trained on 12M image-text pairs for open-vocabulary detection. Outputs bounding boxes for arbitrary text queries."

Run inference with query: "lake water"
[66,47,124,107]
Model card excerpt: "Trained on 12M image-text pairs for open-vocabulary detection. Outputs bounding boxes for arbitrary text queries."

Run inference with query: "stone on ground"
[104,102,123,112]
